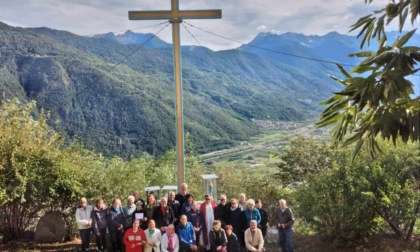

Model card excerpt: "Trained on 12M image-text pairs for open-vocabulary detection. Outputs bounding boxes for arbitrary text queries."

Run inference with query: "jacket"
[244,208,261,227]
[161,233,180,252]
[107,206,125,231]
[144,228,162,252]
[244,228,264,251]
[75,205,93,230]
[275,207,295,229]
[92,204,107,233]
[152,206,175,229]
[123,227,147,252]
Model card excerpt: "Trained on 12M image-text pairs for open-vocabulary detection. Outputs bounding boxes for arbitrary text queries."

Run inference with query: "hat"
[136,201,143,206]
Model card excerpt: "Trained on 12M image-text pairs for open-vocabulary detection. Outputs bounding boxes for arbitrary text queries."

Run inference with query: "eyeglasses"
[220,199,226,201]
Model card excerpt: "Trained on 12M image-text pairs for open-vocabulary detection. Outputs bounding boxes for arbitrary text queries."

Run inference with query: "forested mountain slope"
[0,22,343,157]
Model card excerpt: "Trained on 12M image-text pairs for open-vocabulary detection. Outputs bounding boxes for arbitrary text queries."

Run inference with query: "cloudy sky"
[0,0,410,50]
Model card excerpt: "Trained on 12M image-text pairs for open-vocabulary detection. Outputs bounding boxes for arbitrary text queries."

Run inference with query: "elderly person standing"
[186,202,203,248]
[175,183,189,208]
[153,197,175,234]
[224,198,245,249]
[108,198,125,252]
[244,199,261,228]
[275,199,295,252]
[76,197,93,252]
[238,194,246,211]
[124,195,137,230]
[168,191,181,223]
[145,220,162,252]
[244,220,264,252]
[215,194,227,227]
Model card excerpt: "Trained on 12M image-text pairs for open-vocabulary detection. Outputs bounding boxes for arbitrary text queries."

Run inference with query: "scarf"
[168,233,175,252]
[230,205,238,211]
[113,206,120,212]
[149,229,155,238]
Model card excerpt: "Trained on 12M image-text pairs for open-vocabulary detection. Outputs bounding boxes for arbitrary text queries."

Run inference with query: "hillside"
[0,22,345,158]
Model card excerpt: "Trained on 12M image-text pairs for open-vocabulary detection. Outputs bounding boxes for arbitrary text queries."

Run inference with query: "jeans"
[79,228,91,252]
[278,227,294,252]
[95,227,107,250]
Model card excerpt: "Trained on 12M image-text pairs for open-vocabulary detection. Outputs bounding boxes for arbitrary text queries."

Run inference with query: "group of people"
[75,183,295,252]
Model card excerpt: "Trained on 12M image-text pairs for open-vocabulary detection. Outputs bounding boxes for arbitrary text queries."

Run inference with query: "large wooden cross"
[129,1,221,189]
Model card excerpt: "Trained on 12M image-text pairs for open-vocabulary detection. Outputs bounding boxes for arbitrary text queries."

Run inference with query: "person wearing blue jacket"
[243,199,261,227]
[176,215,198,251]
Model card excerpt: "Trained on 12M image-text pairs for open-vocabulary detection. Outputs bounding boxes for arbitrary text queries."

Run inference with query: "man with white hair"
[153,197,175,233]
[175,183,189,208]
[238,193,246,211]
[275,199,295,252]
[244,220,264,252]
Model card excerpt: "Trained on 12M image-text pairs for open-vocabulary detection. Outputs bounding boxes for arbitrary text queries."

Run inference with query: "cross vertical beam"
[129,1,221,189]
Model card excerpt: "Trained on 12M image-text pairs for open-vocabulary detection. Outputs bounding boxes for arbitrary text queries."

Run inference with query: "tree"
[317,0,419,159]
[286,139,419,240]
[0,99,86,241]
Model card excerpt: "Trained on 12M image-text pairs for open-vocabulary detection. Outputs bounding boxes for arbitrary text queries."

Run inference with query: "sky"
[0,0,414,51]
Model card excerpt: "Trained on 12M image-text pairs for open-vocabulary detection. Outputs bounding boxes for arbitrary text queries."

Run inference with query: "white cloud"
[257,25,268,31]
[0,0,414,51]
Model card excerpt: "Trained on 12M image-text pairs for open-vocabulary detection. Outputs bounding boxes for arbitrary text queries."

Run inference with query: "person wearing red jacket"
[124,219,147,252]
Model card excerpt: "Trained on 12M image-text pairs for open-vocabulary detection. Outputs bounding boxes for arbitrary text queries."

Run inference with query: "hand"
[131,244,136,248]
[191,245,198,251]
[217,245,222,251]
[96,232,100,236]
[142,217,147,221]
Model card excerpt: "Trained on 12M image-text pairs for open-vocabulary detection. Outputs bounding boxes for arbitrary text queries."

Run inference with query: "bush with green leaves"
[288,139,419,240]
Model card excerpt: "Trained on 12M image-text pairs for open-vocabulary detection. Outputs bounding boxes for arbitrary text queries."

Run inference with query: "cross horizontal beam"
[129,10,221,20]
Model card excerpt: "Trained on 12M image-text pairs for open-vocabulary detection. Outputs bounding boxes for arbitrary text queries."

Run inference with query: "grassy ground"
[1,234,419,252]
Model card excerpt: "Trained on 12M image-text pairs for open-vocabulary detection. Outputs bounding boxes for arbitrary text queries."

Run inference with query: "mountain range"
[1,21,417,158]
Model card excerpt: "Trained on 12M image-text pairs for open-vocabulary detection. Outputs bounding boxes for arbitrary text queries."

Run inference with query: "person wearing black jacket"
[215,194,227,227]
[152,197,175,234]
[168,191,181,224]
[275,199,295,252]
[255,199,268,238]
[131,201,148,230]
